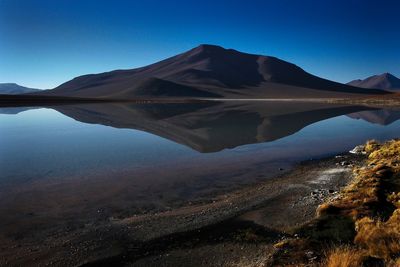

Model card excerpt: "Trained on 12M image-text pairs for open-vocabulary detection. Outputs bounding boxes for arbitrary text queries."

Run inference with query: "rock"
[305,251,314,258]
[349,145,366,155]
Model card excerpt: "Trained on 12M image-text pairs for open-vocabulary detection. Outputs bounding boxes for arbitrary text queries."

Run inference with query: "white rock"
[349,145,366,155]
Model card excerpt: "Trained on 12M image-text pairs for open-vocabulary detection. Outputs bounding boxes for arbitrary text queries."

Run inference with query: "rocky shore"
[268,140,400,266]
[0,147,381,266]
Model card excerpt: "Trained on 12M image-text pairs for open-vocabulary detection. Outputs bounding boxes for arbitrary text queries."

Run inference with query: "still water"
[1,101,400,227]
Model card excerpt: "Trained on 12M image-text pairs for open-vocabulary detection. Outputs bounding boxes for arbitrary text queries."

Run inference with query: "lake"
[1,101,400,239]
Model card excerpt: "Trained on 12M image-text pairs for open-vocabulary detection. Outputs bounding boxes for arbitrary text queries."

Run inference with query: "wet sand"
[0,152,362,266]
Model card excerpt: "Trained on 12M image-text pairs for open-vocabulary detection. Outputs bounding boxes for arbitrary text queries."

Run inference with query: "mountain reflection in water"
[48,101,385,153]
[2,101,400,244]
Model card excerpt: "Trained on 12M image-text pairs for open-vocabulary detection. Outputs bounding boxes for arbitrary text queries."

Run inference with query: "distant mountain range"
[0,83,40,94]
[36,44,386,99]
[348,73,400,91]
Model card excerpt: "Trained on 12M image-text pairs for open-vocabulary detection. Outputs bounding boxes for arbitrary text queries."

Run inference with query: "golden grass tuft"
[323,247,366,267]
[354,215,400,260]
[316,164,387,220]
[389,257,400,267]
[368,139,400,166]
[388,192,400,208]
[365,139,380,154]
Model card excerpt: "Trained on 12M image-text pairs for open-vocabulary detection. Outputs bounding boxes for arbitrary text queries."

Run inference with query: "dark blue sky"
[1,0,399,88]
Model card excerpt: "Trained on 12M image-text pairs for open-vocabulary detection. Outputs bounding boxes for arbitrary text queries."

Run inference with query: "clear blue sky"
[1,0,399,89]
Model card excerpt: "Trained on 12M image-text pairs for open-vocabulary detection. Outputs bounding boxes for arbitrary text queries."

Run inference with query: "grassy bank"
[269,139,400,266]
[326,93,400,107]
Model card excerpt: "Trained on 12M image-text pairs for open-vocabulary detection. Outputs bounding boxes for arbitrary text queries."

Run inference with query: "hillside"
[39,45,387,99]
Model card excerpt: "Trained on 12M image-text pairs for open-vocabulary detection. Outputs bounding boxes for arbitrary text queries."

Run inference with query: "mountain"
[348,73,400,91]
[40,44,387,99]
[0,83,41,94]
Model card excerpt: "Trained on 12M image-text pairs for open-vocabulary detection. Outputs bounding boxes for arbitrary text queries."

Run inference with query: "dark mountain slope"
[41,45,387,99]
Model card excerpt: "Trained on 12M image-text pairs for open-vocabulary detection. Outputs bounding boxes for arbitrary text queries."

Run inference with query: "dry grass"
[389,257,400,267]
[323,140,400,264]
[364,139,380,154]
[269,140,400,266]
[316,163,389,220]
[354,211,400,260]
[323,247,366,267]
[326,93,400,107]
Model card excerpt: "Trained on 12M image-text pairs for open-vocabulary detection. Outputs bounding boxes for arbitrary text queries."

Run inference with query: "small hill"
[348,73,400,91]
[0,83,41,94]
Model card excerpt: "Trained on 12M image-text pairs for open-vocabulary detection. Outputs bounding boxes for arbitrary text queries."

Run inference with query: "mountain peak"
[348,72,400,90]
[371,72,398,80]
[48,45,388,99]
[195,44,225,51]
[381,72,397,79]
[188,44,240,58]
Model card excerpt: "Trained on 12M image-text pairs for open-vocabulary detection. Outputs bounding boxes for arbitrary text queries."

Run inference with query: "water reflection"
[46,101,382,152]
[347,109,400,125]
[1,101,400,242]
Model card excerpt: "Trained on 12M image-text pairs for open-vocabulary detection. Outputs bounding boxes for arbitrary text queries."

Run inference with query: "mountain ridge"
[0,83,41,94]
[37,44,388,99]
[348,73,400,91]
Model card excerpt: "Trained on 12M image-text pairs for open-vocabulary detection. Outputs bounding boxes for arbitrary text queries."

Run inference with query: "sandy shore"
[0,151,364,266]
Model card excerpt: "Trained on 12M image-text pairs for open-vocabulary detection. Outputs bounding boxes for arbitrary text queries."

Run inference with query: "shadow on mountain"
[47,101,380,153]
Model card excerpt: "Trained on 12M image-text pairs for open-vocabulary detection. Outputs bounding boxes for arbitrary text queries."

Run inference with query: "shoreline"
[111,153,359,266]
[0,151,362,266]
[1,94,400,109]
[268,139,400,266]
[2,139,399,266]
